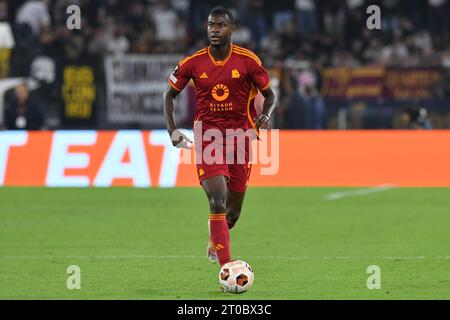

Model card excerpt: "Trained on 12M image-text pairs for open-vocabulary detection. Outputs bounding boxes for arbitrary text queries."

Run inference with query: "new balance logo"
[232,69,240,78]
[200,72,208,79]
[215,244,225,251]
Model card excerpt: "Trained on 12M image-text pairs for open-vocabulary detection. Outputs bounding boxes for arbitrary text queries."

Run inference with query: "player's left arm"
[247,57,279,129]
[256,87,279,129]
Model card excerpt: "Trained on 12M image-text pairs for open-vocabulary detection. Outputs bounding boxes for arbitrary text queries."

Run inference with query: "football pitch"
[0,187,449,300]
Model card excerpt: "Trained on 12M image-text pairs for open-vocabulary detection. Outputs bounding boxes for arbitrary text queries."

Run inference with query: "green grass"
[0,187,449,300]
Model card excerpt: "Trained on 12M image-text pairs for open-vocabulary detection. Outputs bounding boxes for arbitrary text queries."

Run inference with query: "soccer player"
[163,7,278,267]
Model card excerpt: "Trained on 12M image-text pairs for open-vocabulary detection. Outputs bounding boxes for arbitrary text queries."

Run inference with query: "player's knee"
[209,196,226,213]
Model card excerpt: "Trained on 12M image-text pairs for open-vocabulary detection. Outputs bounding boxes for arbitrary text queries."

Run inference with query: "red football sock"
[209,213,231,266]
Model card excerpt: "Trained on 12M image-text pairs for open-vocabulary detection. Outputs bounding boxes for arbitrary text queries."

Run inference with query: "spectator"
[381,0,400,35]
[320,0,345,39]
[230,13,252,48]
[363,37,383,64]
[10,0,51,76]
[106,27,130,56]
[299,70,325,129]
[381,36,409,66]
[282,74,307,129]
[89,20,130,56]
[241,0,267,50]
[15,0,51,36]
[279,21,302,59]
[428,0,449,41]
[402,107,433,129]
[295,0,317,36]
[0,0,7,21]
[268,0,295,32]
[4,83,45,130]
[151,0,187,52]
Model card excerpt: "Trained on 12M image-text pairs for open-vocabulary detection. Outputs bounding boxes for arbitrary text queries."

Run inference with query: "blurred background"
[1,2,449,301]
[0,0,449,131]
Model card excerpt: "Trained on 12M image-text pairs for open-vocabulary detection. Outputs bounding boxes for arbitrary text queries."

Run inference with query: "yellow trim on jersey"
[246,85,260,139]
[195,47,208,54]
[207,44,234,67]
[233,46,262,65]
[233,44,257,53]
[260,81,271,92]
[233,45,261,61]
[181,47,207,60]
[232,49,262,66]
[179,48,208,67]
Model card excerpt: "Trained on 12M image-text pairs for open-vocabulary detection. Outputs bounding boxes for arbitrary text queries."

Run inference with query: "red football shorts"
[194,128,256,192]
[196,162,252,193]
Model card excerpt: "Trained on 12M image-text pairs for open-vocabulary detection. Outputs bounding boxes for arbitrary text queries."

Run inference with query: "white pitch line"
[1,255,449,261]
[0,255,203,260]
[324,185,396,201]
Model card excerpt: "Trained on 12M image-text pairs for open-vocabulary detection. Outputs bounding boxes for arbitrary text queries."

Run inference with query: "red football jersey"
[168,44,270,133]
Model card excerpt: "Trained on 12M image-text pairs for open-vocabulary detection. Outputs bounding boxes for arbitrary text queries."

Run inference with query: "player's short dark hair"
[209,6,235,24]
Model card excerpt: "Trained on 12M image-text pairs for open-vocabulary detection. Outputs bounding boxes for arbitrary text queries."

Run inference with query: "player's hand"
[255,113,271,130]
[169,129,193,149]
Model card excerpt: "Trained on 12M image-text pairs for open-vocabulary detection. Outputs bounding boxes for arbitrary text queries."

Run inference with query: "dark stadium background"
[0,0,448,131]
[1,0,450,302]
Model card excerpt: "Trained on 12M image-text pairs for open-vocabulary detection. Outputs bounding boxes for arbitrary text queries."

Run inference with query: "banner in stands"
[1,130,450,187]
[104,55,188,128]
[322,67,445,101]
[57,57,99,127]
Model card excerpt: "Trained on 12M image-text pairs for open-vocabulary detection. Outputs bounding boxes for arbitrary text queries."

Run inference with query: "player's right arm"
[163,86,193,149]
[163,60,193,149]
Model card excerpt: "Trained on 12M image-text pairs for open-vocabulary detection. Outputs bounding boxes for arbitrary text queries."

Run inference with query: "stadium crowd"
[0,0,449,130]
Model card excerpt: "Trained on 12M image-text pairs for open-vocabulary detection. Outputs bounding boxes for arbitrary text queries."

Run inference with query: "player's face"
[207,15,234,48]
